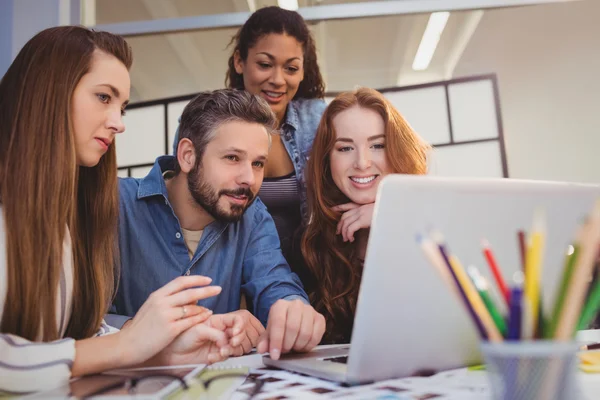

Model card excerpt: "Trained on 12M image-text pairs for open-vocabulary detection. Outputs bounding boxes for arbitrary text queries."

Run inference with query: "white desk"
[211,344,600,399]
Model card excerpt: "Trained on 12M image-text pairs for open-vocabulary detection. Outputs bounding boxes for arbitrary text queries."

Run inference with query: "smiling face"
[234,33,304,123]
[329,106,391,205]
[71,50,130,167]
[187,120,270,222]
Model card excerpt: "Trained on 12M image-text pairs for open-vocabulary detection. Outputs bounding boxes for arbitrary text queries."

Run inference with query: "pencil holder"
[480,341,580,400]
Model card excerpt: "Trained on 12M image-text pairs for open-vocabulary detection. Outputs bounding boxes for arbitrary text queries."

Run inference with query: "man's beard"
[187,162,256,222]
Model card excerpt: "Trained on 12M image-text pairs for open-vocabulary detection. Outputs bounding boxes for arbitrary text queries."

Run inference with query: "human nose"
[237,162,256,187]
[354,149,372,170]
[107,108,125,134]
[269,66,286,87]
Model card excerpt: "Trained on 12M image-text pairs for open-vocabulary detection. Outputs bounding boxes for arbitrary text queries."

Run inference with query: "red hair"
[301,87,430,343]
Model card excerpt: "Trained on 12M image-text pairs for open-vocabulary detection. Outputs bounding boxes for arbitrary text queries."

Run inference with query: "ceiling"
[92,0,570,103]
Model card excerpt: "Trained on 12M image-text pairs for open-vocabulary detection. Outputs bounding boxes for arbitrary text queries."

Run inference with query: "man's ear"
[177,138,197,174]
[233,50,244,75]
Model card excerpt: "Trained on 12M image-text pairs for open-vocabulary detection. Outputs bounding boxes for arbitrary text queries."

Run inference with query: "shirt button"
[175,232,181,239]
[185,270,190,276]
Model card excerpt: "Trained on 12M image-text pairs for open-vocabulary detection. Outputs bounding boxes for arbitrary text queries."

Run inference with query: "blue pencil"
[507,286,523,340]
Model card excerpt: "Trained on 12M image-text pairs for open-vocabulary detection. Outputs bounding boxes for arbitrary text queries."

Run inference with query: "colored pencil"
[482,239,510,306]
[577,278,600,331]
[548,236,581,338]
[580,343,600,351]
[508,273,524,341]
[416,233,459,294]
[448,255,503,342]
[467,266,507,336]
[518,230,527,274]
[555,200,600,340]
[430,231,488,340]
[523,208,546,339]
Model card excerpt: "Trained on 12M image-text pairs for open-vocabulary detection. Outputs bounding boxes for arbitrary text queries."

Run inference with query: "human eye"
[286,66,299,73]
[252,161,265,168]
[257,62,271,69]
[336,146,353,153]
[121,107,127,116]
[96,93,111,103]
[225,155,239,162]
[372,142,385,150]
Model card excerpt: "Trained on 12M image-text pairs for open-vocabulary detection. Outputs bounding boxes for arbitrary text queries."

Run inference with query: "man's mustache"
[219,187,254,202]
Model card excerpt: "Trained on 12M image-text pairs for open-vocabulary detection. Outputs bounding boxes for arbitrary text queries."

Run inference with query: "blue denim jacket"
[172,98,327,221]
[112,156,309,326]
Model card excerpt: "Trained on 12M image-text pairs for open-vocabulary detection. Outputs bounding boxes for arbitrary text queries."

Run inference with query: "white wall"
[454,0,600,184]
[118,76,507,180]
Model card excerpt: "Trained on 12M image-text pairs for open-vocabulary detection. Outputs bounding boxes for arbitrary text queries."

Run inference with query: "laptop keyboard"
[323,356,348,364]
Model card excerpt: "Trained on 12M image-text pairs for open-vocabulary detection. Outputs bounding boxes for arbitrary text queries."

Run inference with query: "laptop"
[264,175,600,384]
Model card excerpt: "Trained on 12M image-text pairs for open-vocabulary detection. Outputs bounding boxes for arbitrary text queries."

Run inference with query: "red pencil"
[482,239,511,306]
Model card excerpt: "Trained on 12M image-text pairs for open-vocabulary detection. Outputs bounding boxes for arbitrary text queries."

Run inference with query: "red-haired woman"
[301,88,430,344]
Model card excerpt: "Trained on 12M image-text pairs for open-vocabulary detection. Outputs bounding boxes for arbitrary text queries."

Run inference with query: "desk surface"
[211,346,600,399]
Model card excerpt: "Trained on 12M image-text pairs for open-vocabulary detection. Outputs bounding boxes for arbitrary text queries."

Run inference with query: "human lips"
[224,193,249,205]
[221,187,254,206]
[349,175,378,184]
[95,137,112,150]
[261,90,285,103]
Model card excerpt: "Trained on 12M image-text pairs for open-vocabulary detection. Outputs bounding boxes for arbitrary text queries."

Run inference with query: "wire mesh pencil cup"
[481,341,581,400]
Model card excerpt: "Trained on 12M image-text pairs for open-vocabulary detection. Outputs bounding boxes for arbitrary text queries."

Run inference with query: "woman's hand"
[118,275,222,365]
[148,312,233,366]
[332,202,375,242]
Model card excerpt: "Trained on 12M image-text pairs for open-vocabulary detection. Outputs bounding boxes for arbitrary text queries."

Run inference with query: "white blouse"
[0,207,118,394]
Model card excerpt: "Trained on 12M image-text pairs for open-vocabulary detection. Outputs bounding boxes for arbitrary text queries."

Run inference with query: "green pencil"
[549,244,579,338]
[577,278,600,331]
[467,266,507,336]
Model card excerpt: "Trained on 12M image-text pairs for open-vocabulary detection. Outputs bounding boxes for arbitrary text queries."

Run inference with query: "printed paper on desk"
[230,366,492,400]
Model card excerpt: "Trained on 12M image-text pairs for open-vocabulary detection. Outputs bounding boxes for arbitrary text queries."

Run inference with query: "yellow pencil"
[449,255,504,342]
[523,208,545,339]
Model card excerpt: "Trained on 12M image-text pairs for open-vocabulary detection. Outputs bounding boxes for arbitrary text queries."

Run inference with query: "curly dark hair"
[225,6,325,100]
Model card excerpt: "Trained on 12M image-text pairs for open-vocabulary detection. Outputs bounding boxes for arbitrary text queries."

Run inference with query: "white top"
[0,206,118,394]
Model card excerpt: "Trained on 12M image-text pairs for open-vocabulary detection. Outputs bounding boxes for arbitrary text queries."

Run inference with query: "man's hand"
[148,310,233,366]
[332,202,375,242]
[205,311,265,356]
[256,299,326,360]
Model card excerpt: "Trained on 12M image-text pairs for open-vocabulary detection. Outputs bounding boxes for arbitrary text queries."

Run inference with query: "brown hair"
[225,6,325,100]
[301,87,430,343]
[0,26,132,341]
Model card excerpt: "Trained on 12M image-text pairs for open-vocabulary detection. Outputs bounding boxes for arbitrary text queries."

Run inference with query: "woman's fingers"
[158,275,214,296]
[340,213,360,241]
[331,202,360,212]
[168,304,212,322]
[336,208,358,235]
[168,286,222,307]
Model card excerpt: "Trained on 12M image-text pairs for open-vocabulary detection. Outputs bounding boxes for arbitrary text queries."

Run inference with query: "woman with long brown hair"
[301,87,430,344]
[0,26,234,394]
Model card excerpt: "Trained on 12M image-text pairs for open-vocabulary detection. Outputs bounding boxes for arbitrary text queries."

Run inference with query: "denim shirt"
[112,156,309,326]
[276,98,327,221]
[172,98,327,221]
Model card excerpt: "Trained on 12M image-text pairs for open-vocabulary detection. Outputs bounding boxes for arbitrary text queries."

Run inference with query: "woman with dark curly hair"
[224,6,327,263]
